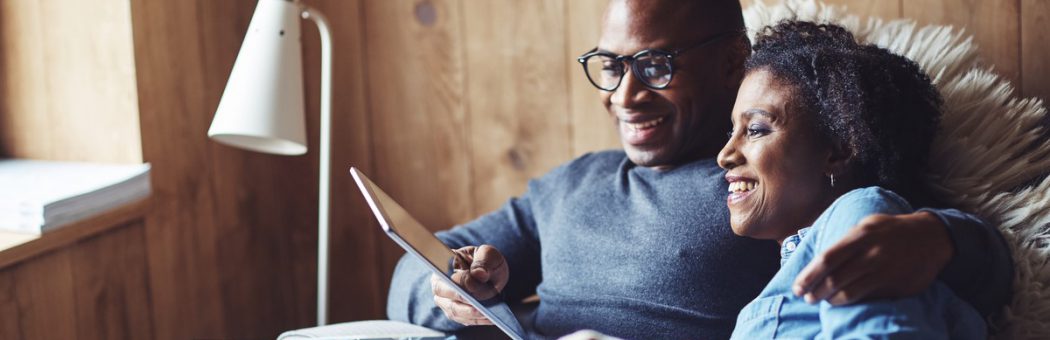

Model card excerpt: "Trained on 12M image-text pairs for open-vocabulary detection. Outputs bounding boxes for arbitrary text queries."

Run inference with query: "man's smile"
[619,115,670,146]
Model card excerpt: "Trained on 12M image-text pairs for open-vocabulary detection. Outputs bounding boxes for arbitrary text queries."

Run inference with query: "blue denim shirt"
[731,187,987,339]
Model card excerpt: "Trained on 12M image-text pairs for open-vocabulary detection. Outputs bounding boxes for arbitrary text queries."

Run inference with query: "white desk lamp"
[206,0,334,326]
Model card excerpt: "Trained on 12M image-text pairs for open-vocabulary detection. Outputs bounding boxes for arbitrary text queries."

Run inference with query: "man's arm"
[922,208,1014,317]
[793,208,1014,317]
[802,188,987,339]
[386,194,542,331]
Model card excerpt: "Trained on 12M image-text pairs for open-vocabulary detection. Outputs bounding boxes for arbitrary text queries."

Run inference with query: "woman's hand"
[430,245,509,325]
[792,211,953,305]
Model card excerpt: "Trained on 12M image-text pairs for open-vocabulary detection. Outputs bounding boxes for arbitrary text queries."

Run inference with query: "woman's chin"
[730,219,755,238]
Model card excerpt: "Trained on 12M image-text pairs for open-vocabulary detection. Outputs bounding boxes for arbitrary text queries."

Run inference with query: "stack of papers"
[0,159,151,235]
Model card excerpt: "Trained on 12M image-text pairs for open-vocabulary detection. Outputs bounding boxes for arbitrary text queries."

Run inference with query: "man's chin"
[624,146,670,168]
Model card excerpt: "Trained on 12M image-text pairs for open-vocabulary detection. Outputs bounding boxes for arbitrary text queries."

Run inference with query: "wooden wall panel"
[129,0,229,338]
[567,0,621,157]
[462,0,572,215]
[0,0,141,163]
[0,270,17,339]
[0,0,51,160]
[363,0,473,232]
[0,250,77,339]
[1022,0,1050,101]
[904,0,1021,85]
[71,222,154,340]
[821,0,901,20]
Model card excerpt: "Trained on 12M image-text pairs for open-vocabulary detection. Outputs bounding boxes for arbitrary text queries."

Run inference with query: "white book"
[0,159,151,234]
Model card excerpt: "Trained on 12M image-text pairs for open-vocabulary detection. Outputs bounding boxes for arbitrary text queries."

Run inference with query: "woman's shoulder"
[832,186,913,212]
[805,186,914,249]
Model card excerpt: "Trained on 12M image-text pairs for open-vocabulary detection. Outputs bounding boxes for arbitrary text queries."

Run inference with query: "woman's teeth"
[728,181,758,193]
[623,117,665,131]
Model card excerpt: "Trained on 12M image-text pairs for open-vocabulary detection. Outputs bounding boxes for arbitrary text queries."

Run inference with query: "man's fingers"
[452,246,478,270]
[461,273,500,300]
[432,274,494,326]
[434,295,490,325]
[470,246,504,278]
[825,271,881,305]
[793,227,871,296]
[432,274,470,304]
[802,259,870,304]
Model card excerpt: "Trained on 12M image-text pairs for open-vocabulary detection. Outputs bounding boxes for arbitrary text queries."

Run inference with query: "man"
[388,1,1013,338]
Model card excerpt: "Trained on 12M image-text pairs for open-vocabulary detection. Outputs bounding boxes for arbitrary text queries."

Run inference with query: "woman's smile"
[725,175,759,205]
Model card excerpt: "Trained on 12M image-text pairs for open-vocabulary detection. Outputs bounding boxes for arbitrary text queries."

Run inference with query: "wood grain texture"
[567,0,622,157]
[2,249,77,339]
[129,0,229,338]
[462,0,572,215]
[0,268,18,339]
[0,0,141,163]
[363,0,473,232]
[71,222,154,340]
[0,0,53,159]
[1022,0,1050,102]
[821,0,901,20]
[904,0,1021,84]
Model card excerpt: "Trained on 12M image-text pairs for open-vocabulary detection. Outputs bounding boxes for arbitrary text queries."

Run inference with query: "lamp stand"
[302,6,332,327]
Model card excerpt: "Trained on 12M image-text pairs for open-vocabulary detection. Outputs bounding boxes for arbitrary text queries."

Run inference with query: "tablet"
[350,167,527,340]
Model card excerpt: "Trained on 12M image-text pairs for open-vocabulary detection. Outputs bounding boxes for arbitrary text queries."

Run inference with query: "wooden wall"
[0,0,141,163]
[1,0,1045,339]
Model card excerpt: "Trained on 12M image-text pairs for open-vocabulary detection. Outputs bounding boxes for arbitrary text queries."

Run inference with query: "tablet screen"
[362,176,457,274]
[351,168,526,340]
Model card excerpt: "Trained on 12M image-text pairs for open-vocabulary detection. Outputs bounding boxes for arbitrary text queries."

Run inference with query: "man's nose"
[610,67,652,108]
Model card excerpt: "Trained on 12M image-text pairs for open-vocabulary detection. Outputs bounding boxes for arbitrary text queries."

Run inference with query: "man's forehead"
[597,0,736,52]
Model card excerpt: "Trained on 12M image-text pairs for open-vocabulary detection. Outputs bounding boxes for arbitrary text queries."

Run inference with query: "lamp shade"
[208,0,307,156]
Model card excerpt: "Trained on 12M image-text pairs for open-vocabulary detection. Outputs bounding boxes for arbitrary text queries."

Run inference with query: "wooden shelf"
[0,197,151,269]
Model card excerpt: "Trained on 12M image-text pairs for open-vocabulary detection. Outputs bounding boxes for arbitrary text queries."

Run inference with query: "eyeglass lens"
[584,52,673,91]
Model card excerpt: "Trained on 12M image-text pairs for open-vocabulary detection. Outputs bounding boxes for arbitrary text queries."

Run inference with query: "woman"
[719,21,986,338]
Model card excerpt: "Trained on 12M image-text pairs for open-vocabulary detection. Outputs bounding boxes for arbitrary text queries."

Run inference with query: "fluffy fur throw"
[743,1,1050,339]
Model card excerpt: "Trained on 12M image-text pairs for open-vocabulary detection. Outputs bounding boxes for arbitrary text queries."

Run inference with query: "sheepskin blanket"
[743,1,1050,339]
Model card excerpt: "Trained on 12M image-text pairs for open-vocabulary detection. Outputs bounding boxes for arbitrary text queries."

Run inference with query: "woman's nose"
[718,135,743,170]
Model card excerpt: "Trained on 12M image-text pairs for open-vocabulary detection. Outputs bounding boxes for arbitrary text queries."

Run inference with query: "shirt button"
[785,241,797,251]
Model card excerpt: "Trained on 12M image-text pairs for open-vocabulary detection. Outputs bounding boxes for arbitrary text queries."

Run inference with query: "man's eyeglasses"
[577,31,741,92]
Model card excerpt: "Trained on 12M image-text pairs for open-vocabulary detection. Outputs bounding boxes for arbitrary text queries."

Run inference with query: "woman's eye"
[746,125,771,137]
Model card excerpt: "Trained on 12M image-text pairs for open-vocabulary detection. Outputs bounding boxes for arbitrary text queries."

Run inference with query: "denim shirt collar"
[779,226,812,266]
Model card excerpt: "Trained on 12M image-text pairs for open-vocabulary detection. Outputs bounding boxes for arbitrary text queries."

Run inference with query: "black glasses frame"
[577,31,742,92]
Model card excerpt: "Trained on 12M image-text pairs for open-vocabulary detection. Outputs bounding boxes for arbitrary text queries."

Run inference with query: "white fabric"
[276,320,445,340]
[744,1,1050,339]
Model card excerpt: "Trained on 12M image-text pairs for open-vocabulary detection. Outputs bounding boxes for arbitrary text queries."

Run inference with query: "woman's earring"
[829,174,836,188]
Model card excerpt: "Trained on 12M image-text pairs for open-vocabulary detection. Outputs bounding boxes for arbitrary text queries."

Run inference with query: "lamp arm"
[302,6,332,327]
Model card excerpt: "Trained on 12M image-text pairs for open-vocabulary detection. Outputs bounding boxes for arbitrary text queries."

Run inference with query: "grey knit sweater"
[386,150,1012,339]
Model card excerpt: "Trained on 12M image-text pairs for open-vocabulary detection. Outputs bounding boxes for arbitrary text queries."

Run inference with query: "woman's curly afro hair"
[746,20,943,204]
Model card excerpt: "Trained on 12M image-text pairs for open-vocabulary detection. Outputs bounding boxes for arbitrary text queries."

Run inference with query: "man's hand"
[792,211,954,305]
[431,245,509,326]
